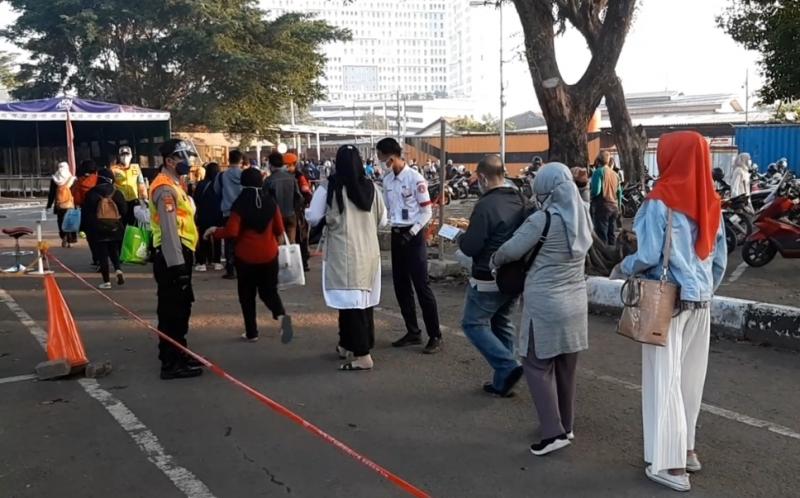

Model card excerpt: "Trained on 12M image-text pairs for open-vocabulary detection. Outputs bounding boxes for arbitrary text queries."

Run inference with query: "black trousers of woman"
[236,260,286,338]
[195,236,222,266]
[95,240,121,283]
[55,208,77,243]
[338,308,375,357]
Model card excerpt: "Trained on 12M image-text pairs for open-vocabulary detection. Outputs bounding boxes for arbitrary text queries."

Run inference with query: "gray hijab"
[533,162,594,257]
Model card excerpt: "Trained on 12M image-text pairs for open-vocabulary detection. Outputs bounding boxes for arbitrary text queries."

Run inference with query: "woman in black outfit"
[193,162,224,271]
[83,169,128,289]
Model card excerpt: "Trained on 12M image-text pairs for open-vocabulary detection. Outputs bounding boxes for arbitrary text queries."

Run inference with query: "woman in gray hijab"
[492,162,593,457]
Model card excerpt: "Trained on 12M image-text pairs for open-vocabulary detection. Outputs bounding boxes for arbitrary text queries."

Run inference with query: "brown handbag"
[617,210,679,347]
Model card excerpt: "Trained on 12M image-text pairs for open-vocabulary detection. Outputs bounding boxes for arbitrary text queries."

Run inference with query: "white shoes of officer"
[195,264,207,272]
[213,263,225,271]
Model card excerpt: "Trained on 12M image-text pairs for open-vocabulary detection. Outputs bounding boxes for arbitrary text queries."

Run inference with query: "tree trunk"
[604,74,647,183]
[513,0,638,172]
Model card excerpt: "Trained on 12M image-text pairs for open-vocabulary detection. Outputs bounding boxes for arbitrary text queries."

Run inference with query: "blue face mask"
[176,160,191,176]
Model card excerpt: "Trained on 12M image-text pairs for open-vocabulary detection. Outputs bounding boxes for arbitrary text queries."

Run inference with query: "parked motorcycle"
[428,181,452,206]
[448,175,469,200]
[722,194,754,254]
[506,176,533,199]
[621,183,646,218]
[742,171,800,267]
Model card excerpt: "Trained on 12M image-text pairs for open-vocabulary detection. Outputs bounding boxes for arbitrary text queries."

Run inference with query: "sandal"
[339,362,372,372]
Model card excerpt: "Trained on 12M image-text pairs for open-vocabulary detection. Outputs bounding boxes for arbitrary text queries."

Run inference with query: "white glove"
[203,227,218,240]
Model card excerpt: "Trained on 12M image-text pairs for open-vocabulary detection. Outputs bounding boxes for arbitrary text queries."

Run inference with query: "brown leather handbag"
[617,210,679,347]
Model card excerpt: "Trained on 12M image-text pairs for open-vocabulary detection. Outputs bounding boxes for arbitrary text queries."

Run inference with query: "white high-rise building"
[263,0,451,102]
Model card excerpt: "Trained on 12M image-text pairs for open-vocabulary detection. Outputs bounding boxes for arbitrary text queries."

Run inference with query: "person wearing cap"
[264,151,303,244]
[111,146,147,226]
[285,151,313,271]
[150,139,202,380]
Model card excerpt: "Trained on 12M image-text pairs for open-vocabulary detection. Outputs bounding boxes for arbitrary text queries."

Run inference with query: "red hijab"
[648,131,721,260]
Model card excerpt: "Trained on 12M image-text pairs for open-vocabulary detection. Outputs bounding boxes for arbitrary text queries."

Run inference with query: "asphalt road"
[1,207,799,498]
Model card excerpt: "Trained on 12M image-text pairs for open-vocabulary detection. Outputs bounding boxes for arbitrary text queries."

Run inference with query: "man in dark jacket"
[84,169,128,289]
[264,152,302,243]
[458,154,527,398]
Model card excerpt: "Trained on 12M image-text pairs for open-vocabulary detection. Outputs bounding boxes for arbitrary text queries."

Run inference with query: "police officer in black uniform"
[376,138,442,354]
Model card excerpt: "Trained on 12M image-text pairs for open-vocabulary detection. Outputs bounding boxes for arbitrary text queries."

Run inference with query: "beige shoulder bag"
[617,209,679,347]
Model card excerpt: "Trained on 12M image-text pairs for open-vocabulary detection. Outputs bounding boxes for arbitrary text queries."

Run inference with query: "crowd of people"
[47,130,727,492]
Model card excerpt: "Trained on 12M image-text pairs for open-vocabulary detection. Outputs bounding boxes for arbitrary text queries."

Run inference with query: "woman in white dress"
[307,145,387,371]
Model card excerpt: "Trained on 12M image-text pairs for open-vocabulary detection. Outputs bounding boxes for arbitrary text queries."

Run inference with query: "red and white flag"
[66,111,76,175]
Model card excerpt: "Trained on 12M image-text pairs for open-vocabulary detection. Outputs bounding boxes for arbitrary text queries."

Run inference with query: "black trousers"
[391,228,441,338]
[153,246,194,367]
[222,216,236,275]
[123,200,139,226]
[592,200,619,246]
[55,208,77,242]
[96,240,121,282]
[236,260,286,338]
[195,234,222,266]
[296,211,310,269]
[339,308,375,357]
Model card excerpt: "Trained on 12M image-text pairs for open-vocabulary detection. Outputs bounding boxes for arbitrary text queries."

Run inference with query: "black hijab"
[327,145,375,213]
[231,168,276,233]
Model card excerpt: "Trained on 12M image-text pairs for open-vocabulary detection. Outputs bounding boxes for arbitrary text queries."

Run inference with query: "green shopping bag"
[120,224,152,265]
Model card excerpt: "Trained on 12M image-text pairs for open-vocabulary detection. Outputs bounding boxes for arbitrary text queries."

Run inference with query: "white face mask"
[121,154,132,166]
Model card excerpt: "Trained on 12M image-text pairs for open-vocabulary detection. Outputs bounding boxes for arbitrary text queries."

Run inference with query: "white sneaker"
[645,466,691,492]
[686,453,702,473]
[566,431,575,441]
[194,264,207,272]
[98,282,112,290]
[213,263,224,271]
[239,333,259,343]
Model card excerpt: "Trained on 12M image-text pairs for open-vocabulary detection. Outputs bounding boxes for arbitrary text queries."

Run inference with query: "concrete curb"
[0,201,45,210]
[586,277,800,350]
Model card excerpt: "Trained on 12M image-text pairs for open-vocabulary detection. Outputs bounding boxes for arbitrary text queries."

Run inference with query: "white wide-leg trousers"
[642,308,711,473]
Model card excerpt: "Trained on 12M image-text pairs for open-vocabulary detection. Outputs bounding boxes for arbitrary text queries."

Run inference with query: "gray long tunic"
[493,210,589,360]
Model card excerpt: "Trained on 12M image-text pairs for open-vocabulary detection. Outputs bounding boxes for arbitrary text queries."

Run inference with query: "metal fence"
[0,176,51,198]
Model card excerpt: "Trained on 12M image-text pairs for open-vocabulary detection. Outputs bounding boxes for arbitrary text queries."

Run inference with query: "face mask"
[380,160,389,171]
[477,176,488,194]
[121,155,132,166]
[175,160,191,176]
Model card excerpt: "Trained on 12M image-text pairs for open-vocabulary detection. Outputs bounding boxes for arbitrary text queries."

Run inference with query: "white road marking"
[0,373,37,385]
[727,261,749,283]
[375,307,800,442]
[0,289,217,498]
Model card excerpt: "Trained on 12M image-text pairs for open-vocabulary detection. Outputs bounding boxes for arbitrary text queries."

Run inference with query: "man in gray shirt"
[263,152,301,242]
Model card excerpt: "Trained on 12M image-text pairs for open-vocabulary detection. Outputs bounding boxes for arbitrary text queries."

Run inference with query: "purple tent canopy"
[0,97,170,122]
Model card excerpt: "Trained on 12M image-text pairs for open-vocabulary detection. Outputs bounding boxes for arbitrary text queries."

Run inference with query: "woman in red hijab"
[616,131,728,492]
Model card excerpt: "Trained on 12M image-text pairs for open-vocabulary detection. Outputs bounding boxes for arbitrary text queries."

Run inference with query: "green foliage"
[451,114,515,133]
[2,0,349,135]
[718,1,800,103]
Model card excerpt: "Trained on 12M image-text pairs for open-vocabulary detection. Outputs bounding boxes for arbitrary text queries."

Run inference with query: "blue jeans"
[461,285,520,390]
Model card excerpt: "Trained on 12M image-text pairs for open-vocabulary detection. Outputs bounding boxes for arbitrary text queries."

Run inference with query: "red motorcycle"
[741,171,800,267]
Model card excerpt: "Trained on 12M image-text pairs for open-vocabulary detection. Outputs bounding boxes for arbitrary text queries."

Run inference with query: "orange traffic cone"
[44,274,89,368]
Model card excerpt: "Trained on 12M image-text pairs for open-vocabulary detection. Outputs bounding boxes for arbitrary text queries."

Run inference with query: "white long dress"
[307,186,387,310]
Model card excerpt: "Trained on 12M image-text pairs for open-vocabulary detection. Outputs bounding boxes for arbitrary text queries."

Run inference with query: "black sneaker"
[392,333,423,348]
[483,382,516,398]
[222,273,236,280]
[499,365,524,395]
[160,363,203,380]
[184,355,205,368]
[530,434,571,456]
[422,337,443,355]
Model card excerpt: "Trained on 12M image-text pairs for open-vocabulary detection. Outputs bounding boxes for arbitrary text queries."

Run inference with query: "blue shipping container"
[734,125,800,173]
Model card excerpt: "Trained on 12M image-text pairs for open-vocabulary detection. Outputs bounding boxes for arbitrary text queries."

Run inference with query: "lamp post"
[470,0,505,164]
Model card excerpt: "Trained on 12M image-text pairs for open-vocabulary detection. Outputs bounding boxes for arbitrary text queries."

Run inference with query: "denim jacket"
[621,199,727,302]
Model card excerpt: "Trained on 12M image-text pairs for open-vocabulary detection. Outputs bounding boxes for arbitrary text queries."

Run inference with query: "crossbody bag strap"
[523,210,551,273]
[660,209,673,281]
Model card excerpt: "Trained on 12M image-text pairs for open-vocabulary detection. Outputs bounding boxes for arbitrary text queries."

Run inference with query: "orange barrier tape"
[47,253,431,498]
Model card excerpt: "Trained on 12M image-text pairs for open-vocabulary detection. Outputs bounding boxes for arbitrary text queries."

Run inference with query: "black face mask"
[176,160,191,176]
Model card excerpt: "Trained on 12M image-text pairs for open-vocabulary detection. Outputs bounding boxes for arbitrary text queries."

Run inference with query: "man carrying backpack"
[84,169,128,289]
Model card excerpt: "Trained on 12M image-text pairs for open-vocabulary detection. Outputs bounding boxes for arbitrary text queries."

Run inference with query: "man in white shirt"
[376,138,442,354]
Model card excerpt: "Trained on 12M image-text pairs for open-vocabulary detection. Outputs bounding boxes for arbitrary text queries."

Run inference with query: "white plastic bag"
[277,233,306,289]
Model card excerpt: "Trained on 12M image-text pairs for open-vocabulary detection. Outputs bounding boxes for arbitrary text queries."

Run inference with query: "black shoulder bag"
[494,210,551,297]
